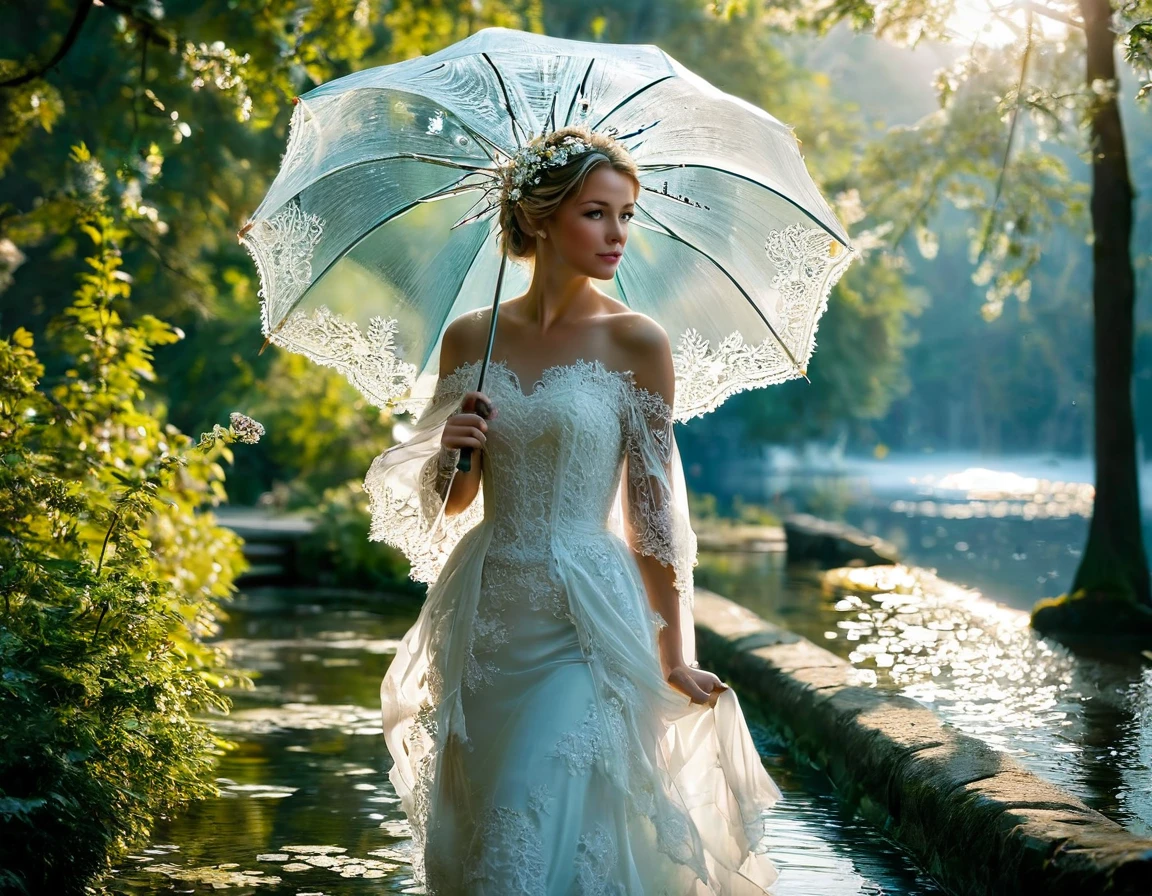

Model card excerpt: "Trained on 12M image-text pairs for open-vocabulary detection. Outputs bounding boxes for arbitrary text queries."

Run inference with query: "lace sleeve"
[619,378,700,663]
[363,365,485,585]
[416,443,462,522]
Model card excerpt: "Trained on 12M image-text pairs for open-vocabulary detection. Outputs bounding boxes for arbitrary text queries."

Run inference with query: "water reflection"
[104,586,946,894]
[744,718,947,896]
[775,456,1147,608]
[904,466,1095,519]
[698,553,1152,837]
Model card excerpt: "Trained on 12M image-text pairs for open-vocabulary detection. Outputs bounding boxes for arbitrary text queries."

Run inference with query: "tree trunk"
[1070,0,1151,608]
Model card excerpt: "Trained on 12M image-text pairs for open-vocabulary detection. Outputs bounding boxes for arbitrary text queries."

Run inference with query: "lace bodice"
[364,355,696,602]
[468,358,632,561]
[370,355,780,895]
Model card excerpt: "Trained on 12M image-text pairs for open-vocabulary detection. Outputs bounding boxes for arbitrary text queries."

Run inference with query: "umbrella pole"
[457,242,507,473]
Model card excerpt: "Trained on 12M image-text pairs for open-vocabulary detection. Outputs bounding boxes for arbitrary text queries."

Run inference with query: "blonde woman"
[366,124,781,894]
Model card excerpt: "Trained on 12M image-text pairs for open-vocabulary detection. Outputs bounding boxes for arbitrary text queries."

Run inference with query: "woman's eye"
[586,210,634,220]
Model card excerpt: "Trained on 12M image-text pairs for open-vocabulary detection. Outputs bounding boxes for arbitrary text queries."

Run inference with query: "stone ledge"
[692,589,1152,896]
[783,513,900,567]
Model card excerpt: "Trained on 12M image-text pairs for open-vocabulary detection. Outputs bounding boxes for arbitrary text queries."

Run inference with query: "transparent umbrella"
[239,26,856,449]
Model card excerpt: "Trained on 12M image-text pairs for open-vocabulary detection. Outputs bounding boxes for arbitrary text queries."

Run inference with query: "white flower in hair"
[501,133,595,203]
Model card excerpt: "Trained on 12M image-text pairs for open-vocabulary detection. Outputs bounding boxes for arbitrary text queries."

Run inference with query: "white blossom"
[500,134,594,205]
[229,412,265,444]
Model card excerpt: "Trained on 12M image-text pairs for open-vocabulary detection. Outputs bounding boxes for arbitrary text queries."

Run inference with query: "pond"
[715,452,1152,838]
[771,451,1152,612]
[104,586,947,895]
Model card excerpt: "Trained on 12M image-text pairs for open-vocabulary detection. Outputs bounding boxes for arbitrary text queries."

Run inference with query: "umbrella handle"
[457,239,507,475]
[456,397,492,473]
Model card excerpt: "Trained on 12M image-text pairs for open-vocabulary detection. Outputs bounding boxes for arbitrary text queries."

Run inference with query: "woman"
[365,124,781,894]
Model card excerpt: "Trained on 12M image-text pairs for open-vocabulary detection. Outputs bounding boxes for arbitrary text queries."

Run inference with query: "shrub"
[296,478,424,595]
[0,194,255,893]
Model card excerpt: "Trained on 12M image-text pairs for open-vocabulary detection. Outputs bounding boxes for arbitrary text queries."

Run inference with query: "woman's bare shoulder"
[439,309,491,376]
[605,309,673,402]
[605,308,667,349]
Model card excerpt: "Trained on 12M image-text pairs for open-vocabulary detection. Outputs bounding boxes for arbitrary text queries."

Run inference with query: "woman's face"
[543,165,638,279]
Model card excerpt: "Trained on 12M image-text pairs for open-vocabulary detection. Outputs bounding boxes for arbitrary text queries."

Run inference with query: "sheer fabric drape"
[364,360,780,894]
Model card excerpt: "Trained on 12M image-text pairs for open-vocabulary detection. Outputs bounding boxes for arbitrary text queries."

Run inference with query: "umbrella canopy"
[239,26,855,422]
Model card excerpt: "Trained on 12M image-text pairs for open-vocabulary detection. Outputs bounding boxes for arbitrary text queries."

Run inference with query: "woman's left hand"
[666,664,730,707]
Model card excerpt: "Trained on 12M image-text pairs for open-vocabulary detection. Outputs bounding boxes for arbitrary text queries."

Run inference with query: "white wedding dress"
[364,356,781,895]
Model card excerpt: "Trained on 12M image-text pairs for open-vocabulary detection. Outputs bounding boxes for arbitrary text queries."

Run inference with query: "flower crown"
[500,130,615,203]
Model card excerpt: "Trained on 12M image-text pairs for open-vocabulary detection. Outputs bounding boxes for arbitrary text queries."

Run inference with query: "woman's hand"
[666,664,729,707]
[441,390,498,453]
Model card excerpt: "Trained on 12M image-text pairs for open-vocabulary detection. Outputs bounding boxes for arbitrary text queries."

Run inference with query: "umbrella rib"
[415,220,502,380]
[636,164,852,249]
[482,52,526,148]
[451,202,500,230]
[403,152,496,174]
[456,180,507,226]
[563,59,596,128]
[545,89,559,136]
[615,120,661,142]
[442,180,498,219]
[421,179,487,202]
[632,202,807,378]
[589,75,675,132]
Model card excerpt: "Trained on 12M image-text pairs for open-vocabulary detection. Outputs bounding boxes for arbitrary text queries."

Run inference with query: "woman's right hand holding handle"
[443,390,497,472]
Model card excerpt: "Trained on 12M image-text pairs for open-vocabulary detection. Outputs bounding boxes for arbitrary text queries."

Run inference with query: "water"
[698,449,1152,838]
[768,451,1151,611]
[104,587,946,895]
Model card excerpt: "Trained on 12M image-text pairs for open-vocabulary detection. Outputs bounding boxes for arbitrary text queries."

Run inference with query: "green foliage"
[296,479,424,595]
[689,490,721,521]
[245,351,394,507]
[0,196,254,893]
[385,0,544,57]
[241,351,427,594]
[689,490,781,527]
[768,0,1151,328]
[757,1,1152,455]
[857,36,1089,318]
[0,0,383,437]
[729,495,782,527]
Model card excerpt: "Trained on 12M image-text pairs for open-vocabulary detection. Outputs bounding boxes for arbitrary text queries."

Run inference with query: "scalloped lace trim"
[240,204,852,421]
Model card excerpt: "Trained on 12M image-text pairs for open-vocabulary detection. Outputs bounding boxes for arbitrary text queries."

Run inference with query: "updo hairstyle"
[498,125,639,261]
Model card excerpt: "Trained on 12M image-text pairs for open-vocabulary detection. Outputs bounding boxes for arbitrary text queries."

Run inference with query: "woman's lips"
[597,253,622,261]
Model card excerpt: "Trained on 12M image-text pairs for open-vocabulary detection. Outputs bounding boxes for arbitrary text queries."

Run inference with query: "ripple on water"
[105,591,952,895]
[706,554,1152,836]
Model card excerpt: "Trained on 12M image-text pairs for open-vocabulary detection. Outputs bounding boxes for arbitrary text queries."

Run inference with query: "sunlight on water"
[780,457,1149,609]
[825,565,1152,834]
[893,467,1095,520]
[825,565,1079,749]
[105,588,945,895]
[708,554,1152,837]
